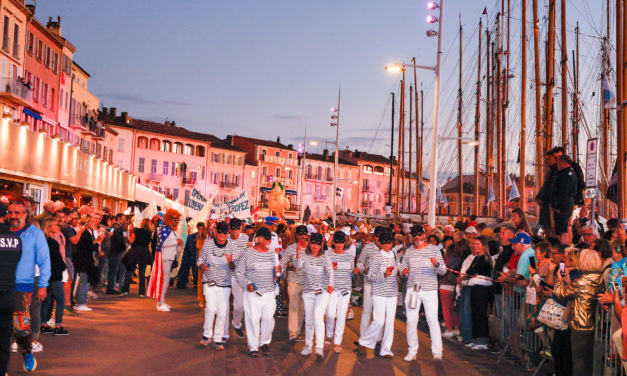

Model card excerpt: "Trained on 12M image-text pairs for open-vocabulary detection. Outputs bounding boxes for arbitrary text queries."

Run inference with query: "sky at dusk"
[35,0,607,181]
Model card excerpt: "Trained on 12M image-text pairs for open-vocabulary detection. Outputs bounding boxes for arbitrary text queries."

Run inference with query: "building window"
[184,144,194,155]
[234,175,240,187]
[174,142,183,154]
[12,23,19,58]
[52,53,58,73]
[276,168,281,177]
[275,151,280,157]
[26,31,33,54]
[226,155,232,165]
[184,189,191,205]
[163,161,169,176]
[201,166,206,180]
[196,145,205,157]
[150,159,157,174]
[288,170,293,179]
[173,188,179,200]
[138,158,145,173]
[150,138,160,150]
[237,156,243,166]
[162,141,172,152]
[212,172,219,184]
[262,166,267,176]
[137,137,148,149]
[2,16,9,52]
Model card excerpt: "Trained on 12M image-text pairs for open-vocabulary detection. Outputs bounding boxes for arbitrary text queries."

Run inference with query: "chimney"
[287,144,293,150]
[323,149,329,160]
[164,120,170,126]
[121,112,128,123]
[171,121,176,126]
[276,136,281,143]
[109,107,117,118]
[45,16,62,37]
[101,107,108,117]
[226,135,233,145]
[25,3,35,14]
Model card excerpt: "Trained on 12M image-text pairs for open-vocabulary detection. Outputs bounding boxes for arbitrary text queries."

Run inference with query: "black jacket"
[46,237,67,282]
[110,222,127,255]
[75,229,98,273]
[0,230,22,291]
[536,165,558,203]
[551,166,578,210]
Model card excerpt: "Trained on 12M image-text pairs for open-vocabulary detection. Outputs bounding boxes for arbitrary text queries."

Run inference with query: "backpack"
[571,161,585,205]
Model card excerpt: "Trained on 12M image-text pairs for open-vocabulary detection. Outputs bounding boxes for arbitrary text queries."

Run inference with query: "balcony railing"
[314,194,327,202]
[182,176,197,186]
[0,77,32,106]
[220,181,238,189]
[361,201,373,208]
[146,173,163,184]
[260,154,298,166]
[362,185,374,193]
[305,173,319,180]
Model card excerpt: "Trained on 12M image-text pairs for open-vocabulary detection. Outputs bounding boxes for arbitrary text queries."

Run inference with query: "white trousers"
[360,280,373,336]
[359,295,397,356]
[223,276,245,339]
[160,259,173,305]
[243,291,276,352]
[302,291,330,350]
[326,290,351,345]
[202,284,231,342]
[405,289,442,356]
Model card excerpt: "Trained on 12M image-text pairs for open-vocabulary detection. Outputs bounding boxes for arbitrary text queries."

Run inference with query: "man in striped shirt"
[326,231,355,352]
[401,224,446,361]
[280,225,308,341]
[225,218,249,340]
[197,221,233,350]
[356,226,386,336]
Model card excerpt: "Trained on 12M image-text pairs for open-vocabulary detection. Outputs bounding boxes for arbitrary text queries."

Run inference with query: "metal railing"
[0,76,32,102]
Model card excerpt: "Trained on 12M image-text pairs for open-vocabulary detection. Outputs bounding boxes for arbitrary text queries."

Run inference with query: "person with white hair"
[34,200,57,228]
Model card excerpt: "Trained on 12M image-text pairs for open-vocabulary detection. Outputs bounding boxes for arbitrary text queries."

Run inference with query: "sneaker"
[31,341,43,353]
[472,344,488,351]
[248,350,258,357]
[221,337,229,343]
[156,304,171,312]
[260,344,271,356]
[40,325,54,335]
[53,327,69,336]
[10,341,17,352]
[315,348,324,360]
[301,346,312,356]
[199,336,211,347]
[139,294,146,298]
[378,353,393,359]
[433,353,442,361]
[233,326,245,339]
[289,336,297,343]
[214,342,225,351]
[87,291,98,299]
[355,345,367,356]
[74,305,92,312]
[22,352,36,372]
[464,342,476,348]
[65,306,79,316]
[162,303,171,309]
[118,292,129,297]
[46,318,55,327]
[333,345,342,353]
[442,330,455,338]
[403,353,417,362]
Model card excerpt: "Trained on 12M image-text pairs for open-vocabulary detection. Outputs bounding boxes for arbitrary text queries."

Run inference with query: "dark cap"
[374,226,387,237]
[379,230,394,244]
[333,231,346,244]
[310,232,324,245]
[410,224,425,236]
[229,218,242,229]
[255,227,272,240]
[295,225,308,235]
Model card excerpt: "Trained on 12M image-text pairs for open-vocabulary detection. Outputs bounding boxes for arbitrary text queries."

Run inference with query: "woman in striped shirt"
[357,230,401,358]
[197,221,233,350]
[235,227,278,357]
[325,231,355,353]
[295,232,334,359]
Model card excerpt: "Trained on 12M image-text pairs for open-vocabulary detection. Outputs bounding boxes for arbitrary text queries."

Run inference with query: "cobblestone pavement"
[7,286,529,375]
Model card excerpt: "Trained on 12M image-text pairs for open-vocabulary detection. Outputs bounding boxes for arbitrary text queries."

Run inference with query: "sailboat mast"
[486,29,494,217]
[409,85,413,214]
[458,21,464,216]
[521,0,527,212]
[572,23,579,161]
[560,0,568,147]
[533,0,543,202]
[413,57,420,214]
[475,20,482,216]
[546,0,556,151]
[496,10,504,219]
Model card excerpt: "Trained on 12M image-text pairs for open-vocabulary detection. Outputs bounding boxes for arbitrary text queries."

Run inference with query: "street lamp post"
[427,0,444,227]
[330,87,341,227]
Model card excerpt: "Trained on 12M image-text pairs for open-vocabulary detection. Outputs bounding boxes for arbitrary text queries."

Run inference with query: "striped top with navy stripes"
[295,253,334,294]
[356,241,378,273]
[280,243,305,285]
[228,234,249,265]
[367,250,401,297]
[235,247,276,294]
[197,239,234,287]
[400,245,446,291]
[328,251,355,292]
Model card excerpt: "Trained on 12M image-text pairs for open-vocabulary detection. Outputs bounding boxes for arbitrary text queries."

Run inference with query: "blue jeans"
[41,281,64,325]
[176,249,197,288]
[76,272,90,305]
[458,286,473,343]
[107,254,121,291]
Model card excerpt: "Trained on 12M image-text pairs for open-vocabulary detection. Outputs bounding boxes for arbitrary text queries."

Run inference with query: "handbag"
[537,297,569,330]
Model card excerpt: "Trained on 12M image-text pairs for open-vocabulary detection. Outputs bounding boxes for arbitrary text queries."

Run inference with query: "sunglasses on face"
[216,229,228,234]
[380,239,393,245]
[310,239,323,245]
[296,231,308,236]
[260,235,272,241]
[231,225,241,230]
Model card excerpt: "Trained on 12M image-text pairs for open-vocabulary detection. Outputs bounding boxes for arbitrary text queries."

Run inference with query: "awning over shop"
[23,108,42,120]
[134,183,166,207]
[260,187,272,193]
[286,190,297,195]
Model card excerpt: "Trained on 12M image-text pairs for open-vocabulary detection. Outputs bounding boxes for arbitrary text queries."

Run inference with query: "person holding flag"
[147,209,183,312]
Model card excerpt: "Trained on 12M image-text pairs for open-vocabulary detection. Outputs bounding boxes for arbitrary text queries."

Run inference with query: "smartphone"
[559,262,566,276]
[529,256,536,270]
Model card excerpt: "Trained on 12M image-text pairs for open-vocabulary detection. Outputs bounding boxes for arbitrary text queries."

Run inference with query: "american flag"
[147,225,173,300]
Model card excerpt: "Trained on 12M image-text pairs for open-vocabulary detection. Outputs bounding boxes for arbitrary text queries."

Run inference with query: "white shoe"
[472,344,488,351]
[156,304,171,312]
[46,318,55,327]
[442,330,455,338]
[315,348,324,358]
[301,346,312,356]
[403,353,416,362]
[10,341,17,352]
[74,305,93,312]
[161,303,171,309]
[433,353,442,360]
[31,341,43,353]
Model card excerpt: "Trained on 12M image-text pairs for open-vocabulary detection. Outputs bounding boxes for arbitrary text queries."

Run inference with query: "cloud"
[273,114,303,120]
[97,92,191,106]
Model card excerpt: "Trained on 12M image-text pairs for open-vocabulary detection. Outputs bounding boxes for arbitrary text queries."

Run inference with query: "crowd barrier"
[493,285,626,375]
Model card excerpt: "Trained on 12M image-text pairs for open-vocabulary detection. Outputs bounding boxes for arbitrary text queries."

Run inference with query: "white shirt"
[161,231,180,261]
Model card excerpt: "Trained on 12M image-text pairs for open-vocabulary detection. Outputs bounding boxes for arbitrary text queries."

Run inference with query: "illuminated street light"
[427,1,439,9]
[426,15,438,23]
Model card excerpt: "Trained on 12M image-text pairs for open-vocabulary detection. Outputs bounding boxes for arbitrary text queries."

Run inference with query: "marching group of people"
[0,177,625,376]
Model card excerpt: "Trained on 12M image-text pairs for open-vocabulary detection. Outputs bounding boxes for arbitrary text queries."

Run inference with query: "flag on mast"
[508,181,520,202]
[487,185,496,202]
[603,74,615,109]
[506,173,513,188]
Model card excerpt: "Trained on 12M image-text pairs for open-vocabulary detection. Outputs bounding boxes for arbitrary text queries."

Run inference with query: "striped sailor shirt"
[280,243,305,285]
[357,241,379,273]
[328,250,355,292]
[295,253,334,294]
[197,239,234,287]
[401,244,446,291]
[367,250,401,297]
[235,247,276,294]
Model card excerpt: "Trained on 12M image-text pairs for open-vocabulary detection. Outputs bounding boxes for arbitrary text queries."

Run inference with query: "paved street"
[7,286,528,376]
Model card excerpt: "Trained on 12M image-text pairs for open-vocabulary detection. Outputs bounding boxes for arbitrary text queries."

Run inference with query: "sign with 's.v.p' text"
[585,138,599,188]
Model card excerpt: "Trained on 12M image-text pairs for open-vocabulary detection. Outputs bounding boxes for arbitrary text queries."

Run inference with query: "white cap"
[209,213,219,220]
[307,224,317,235]
[444,225,454,232]
[465,226,478,234]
